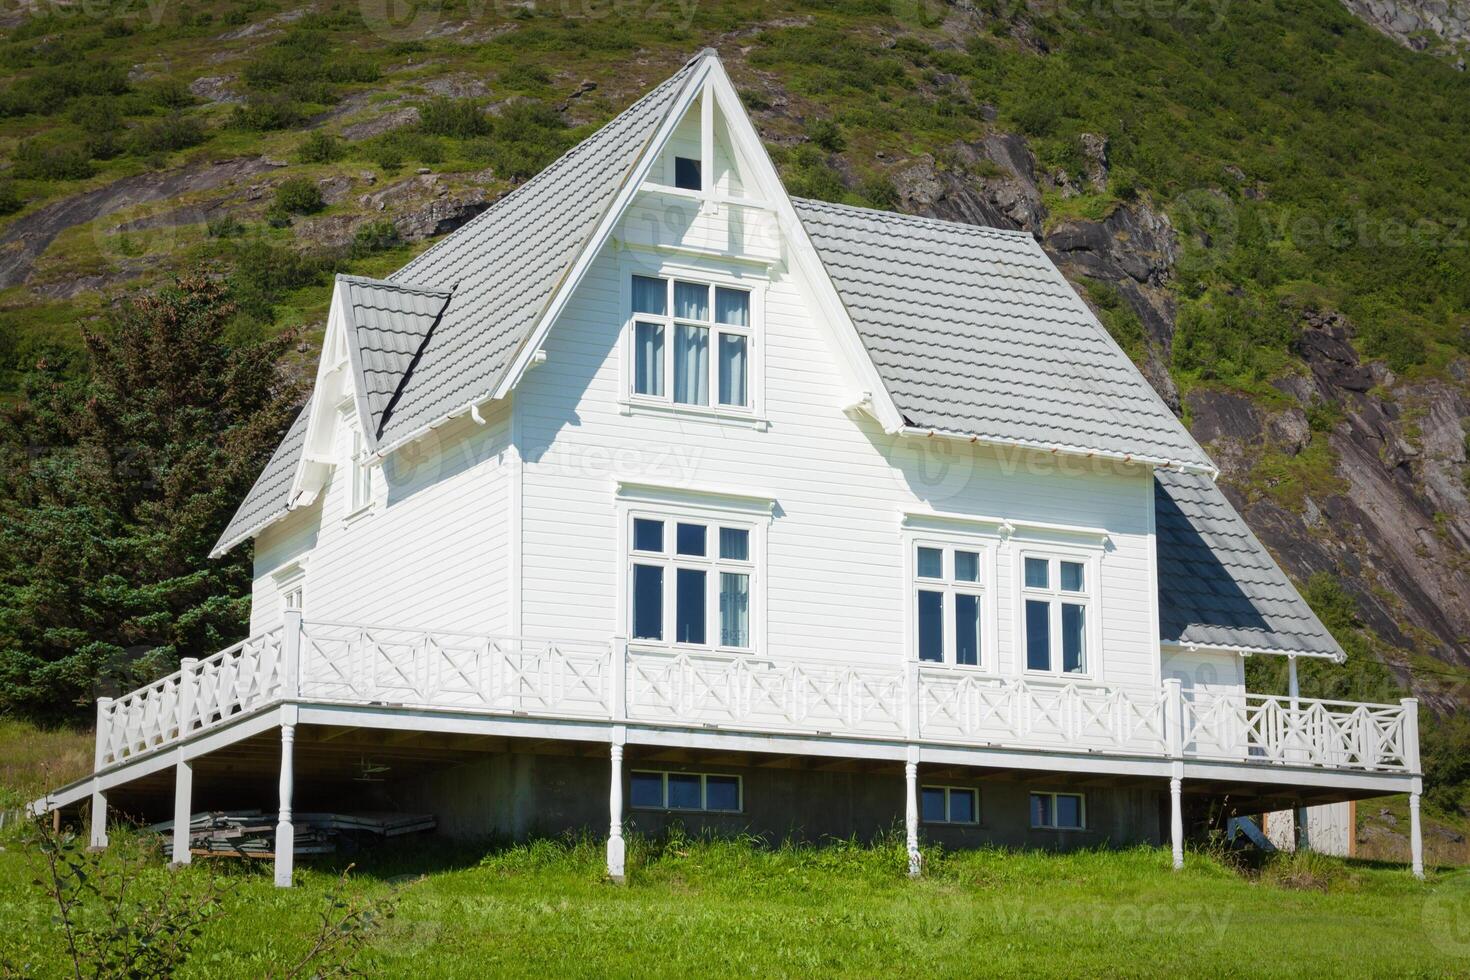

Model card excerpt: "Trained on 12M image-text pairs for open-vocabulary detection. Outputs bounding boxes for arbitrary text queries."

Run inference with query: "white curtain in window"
[632,275,666,315]
[715,287,748,326]
[674,324,708,405]
[718,334,746,406]
[720,572,749,647]
[634,322,664,396]
[675,281,708,320]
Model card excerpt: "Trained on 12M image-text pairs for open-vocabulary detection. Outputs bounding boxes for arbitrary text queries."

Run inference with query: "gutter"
[897,425,1220,480]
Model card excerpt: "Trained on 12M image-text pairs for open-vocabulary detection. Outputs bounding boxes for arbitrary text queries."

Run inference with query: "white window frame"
[1016,548,1100,679]
[271,561,306,618]
[620,257,765,422]
[903,530,999,671]
[1030,791,1087,830]
[920,785,979,826]
[346,425,373,518]
[629,770,743,813]
[622,505,763,655]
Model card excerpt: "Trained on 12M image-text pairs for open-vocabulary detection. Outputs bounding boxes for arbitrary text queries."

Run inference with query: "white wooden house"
[38,51,1424,885]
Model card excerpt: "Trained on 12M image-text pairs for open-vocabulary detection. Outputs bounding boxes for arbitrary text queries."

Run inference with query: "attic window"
[674,156,701,191]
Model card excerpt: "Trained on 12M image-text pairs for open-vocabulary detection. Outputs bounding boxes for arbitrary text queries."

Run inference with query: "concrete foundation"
[402,749,1165,850]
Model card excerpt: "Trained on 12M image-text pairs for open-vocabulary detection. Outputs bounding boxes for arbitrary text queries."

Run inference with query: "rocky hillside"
[0,0,1466,706]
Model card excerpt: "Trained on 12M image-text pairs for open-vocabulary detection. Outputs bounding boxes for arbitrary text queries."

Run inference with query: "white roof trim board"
[210,51,1333,659]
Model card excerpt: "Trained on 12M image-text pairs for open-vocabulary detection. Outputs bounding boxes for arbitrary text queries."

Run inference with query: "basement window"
[630,770,741,812]
[1030,792,1086,830]
[921,786,978,825]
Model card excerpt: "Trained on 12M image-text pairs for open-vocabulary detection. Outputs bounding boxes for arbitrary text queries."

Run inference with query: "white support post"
[94,696,112,771]
[274,723,296,888]
[699,84,713,198]
[88,783,108,850]
[281,608,303,699]
[1169,767,1184,871]
[171,753,193,867]
[610,637,627,722]
[1287,655,1300,706]
[1404,697,1423,879]
[1163,677,1184,760]
[607,730,626,883]
[904,750,921,878]
[905,660,921,741]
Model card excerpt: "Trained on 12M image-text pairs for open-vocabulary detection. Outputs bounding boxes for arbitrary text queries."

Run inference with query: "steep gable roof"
[337,274,452,443]
[211,402,310,558]
[791,197,1212,471]
[1154,469,1343,660]
[370,53,702,453]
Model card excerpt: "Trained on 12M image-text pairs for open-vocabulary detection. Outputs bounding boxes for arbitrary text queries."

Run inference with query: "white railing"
[92,616,1420,778]
[1181,691,1415,770]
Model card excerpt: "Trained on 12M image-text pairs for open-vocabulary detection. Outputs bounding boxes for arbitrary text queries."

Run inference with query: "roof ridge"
[336,272,452,297]
[791,195,1036,240]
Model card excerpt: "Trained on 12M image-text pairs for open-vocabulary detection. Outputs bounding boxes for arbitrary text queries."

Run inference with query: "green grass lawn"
[0,825,1464,978]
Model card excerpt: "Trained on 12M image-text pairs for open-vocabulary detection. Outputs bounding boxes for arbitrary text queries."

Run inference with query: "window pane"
[1060,561,1085,593]
[630,771,663,808]
[719,527,749,561]
[705,775,740,812]
[634,322,664,396]
[917,547,943,579]
[921,787,946,823]
[950,788,976,824]
[955,593,981,667]
[674,156,701,191]
[673,324,709,405]
[632,565,663,640]
[632,275,666,315]
[917,590,943,662]
[676,522,706,556]
[1026,599,1051,671]
[674,281,708,320]
[1031,793,1052,828]
[676,568,706,644]
[1062,603,1086,673]
[714,287,749,326]
[1024,557,1049,589]
[668,773,701,810]
[720,572,750,648]
[954,550,980,582]
[1056,794,1083,829]
[718,333,747,407]
[632,518,663,552]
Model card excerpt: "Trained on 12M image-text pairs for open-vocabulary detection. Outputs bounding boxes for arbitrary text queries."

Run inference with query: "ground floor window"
[1030,791,1085,830]
[630,770,742,813]
[921,785,978,825]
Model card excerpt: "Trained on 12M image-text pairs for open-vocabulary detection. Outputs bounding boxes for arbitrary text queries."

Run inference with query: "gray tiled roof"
[1155,469,1343,658]
[372,53,700,451]
[210,402,310,558]
[337,274,452,444]
[791,197,1212,470]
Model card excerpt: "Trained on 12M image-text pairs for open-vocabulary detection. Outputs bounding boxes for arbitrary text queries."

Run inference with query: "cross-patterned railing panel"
[1181,692,1411,771]
[916,669,1170,756]
[625,650,906,738]
[297,622,612,718]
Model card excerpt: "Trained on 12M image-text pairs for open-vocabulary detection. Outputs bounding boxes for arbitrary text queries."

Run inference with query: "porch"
[38,612,1425,883]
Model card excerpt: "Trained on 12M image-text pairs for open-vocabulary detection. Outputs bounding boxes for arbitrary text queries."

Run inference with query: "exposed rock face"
[1340,0,1470,63]
[892,134,1045,235]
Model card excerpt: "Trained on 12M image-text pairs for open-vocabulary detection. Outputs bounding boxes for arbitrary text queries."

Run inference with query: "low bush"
[12,140,94,181]
[350,220,401,257]
[273,177,325,215]
[419,97,491,139]
[295,130,343,164]
[126,114,207,156]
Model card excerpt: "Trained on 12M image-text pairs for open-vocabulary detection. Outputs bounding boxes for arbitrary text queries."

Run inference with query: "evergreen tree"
[0,274,302,720]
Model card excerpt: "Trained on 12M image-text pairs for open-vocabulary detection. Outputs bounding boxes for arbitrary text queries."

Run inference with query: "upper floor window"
[348,427,371,514]
[629,514,753,650]
[1022,555,1090,675]
[673,156,702,191]
[630,274,752,411]
[913,542,986,666]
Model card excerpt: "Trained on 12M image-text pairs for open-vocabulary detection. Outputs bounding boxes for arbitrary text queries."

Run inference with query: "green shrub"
[205,213,244,238]
[12,140,93,181]
[465,99,572,181]
[0,182,22,216]
[350,219,401,257]
[419,97,491,139]
[273,177,325,215]
[808,118,846,152]
[230,94,307,131]
[127,114,206,155]
[501,62,551,90]
[146,78,195,111]
[295,130,343,164]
